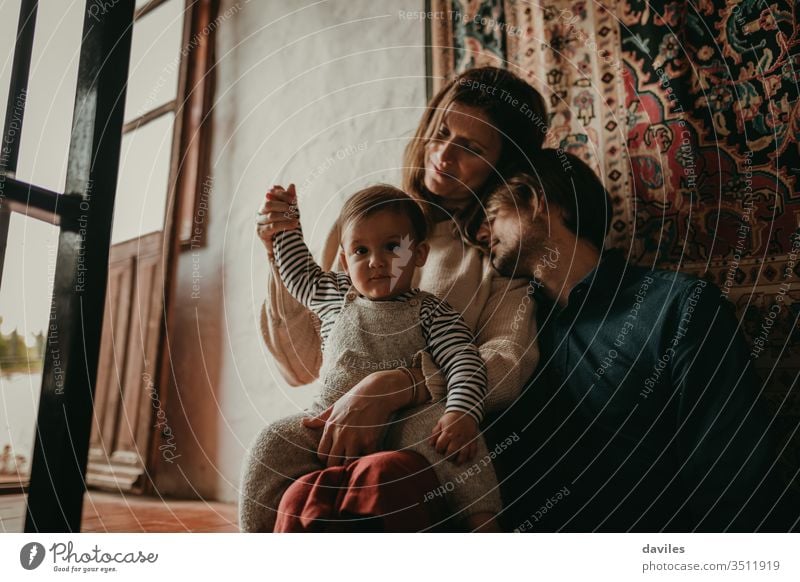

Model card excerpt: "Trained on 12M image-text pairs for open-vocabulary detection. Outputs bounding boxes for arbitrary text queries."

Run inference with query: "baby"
[247,183,503,532]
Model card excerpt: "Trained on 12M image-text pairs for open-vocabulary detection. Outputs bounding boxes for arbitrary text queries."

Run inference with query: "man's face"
[481,204,544,278]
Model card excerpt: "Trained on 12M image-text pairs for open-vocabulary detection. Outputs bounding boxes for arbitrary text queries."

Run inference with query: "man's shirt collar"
[531,248,628,309]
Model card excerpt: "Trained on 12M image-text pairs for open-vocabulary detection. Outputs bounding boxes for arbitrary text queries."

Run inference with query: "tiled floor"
[0,490,238,533]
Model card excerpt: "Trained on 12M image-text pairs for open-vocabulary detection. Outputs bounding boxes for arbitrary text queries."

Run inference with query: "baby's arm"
[420,295,488,464]
[272,199,350,313]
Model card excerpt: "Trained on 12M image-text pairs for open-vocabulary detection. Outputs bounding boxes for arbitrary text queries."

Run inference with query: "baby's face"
[340,210,428,300]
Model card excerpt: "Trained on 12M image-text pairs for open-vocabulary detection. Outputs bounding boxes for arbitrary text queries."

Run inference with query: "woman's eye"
[465,144,482,156]
[436,124,449,138]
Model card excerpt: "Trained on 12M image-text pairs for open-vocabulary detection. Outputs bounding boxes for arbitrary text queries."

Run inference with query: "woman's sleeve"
[259,222,341,386]
[416,275,539,414]
[473,275,539,412]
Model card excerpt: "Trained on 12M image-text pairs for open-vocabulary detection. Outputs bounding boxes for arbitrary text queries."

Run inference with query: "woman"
[242,66,548,532]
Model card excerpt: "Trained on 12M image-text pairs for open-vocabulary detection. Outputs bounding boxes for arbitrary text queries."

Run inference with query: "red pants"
[274,451,450,532]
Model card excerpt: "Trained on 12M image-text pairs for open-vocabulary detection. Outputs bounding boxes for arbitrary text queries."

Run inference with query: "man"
[477,149,782,532]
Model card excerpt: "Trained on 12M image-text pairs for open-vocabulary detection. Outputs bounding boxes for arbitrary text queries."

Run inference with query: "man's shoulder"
[645,268,706,290]
[600,251,703,296]
[612,262,731,322]
[626,264,719,299]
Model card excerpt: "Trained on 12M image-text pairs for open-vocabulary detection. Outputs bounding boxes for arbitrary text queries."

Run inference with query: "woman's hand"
[428,411,479,466]
[301,369,426,467]
[256,184,300,258]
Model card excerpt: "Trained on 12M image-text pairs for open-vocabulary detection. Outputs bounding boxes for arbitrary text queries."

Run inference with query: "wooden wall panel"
[87,232,163,492]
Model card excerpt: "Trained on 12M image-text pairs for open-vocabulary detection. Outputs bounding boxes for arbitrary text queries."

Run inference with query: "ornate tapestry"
[431,0,799,495]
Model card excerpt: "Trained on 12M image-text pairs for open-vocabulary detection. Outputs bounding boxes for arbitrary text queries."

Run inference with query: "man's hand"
[428,410,480,465]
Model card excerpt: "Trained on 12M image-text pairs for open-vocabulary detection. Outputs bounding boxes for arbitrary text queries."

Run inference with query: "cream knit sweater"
[259,219,539,413]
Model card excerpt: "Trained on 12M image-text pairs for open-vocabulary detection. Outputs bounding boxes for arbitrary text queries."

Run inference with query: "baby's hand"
[256,184,300,257]
[428,411,480,465]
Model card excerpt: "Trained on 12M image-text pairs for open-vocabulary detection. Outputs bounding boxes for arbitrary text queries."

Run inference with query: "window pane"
[0,1,22,133]
[0,213,59,532]
[124,0,184,122]
[15,0,83,193]
[112,112,174,244]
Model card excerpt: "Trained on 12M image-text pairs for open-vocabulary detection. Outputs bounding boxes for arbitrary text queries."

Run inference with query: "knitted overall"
[239,288,502,532]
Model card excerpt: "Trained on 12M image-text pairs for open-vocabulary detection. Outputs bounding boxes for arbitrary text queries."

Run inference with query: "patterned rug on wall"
[431,0,799,496]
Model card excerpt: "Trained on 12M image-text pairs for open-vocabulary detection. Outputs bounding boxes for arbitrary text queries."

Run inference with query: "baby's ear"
[414,241,429,267]
[338,249,349,274]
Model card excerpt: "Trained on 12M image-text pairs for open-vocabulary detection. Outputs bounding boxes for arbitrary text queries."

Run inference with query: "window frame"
[0,0,136,532]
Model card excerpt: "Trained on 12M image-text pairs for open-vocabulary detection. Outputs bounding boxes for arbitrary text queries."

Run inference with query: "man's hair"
[487,149,613,250]
[339,184,429,243]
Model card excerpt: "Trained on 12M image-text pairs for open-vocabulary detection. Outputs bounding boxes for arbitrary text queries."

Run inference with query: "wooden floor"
[1,490,238,532]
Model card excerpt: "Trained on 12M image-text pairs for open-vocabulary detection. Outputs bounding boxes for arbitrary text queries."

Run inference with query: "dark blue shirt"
[491,250,776,532]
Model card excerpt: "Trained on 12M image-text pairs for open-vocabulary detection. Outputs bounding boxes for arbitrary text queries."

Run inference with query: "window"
[0,0,135,532]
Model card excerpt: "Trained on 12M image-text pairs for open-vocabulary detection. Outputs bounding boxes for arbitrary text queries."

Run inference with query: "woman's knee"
[243,423,279,467]
[245,417,306,467]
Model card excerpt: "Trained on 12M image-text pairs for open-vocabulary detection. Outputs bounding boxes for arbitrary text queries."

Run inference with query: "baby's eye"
[386,242,401,252]
[353,247,368,255]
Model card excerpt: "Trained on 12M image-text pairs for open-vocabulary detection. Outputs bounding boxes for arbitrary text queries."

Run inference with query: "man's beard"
[491,221,548,278]
[492,245,526,278]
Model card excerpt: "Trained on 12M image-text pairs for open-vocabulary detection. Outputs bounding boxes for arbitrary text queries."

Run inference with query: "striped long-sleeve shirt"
[273,227,488,423]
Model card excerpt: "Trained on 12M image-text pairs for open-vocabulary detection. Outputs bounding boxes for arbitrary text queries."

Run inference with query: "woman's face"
[423,102,502,208]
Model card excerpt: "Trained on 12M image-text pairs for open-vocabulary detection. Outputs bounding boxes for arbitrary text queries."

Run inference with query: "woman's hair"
[487,149,613,251]
[339,184,429,243]
[402,66,549,239]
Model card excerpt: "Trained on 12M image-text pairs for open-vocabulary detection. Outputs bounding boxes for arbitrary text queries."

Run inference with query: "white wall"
[155,0,427,502]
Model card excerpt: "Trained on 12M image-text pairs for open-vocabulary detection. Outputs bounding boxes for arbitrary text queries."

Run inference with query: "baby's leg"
[384,401,503,528]
[239,410,325,532]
